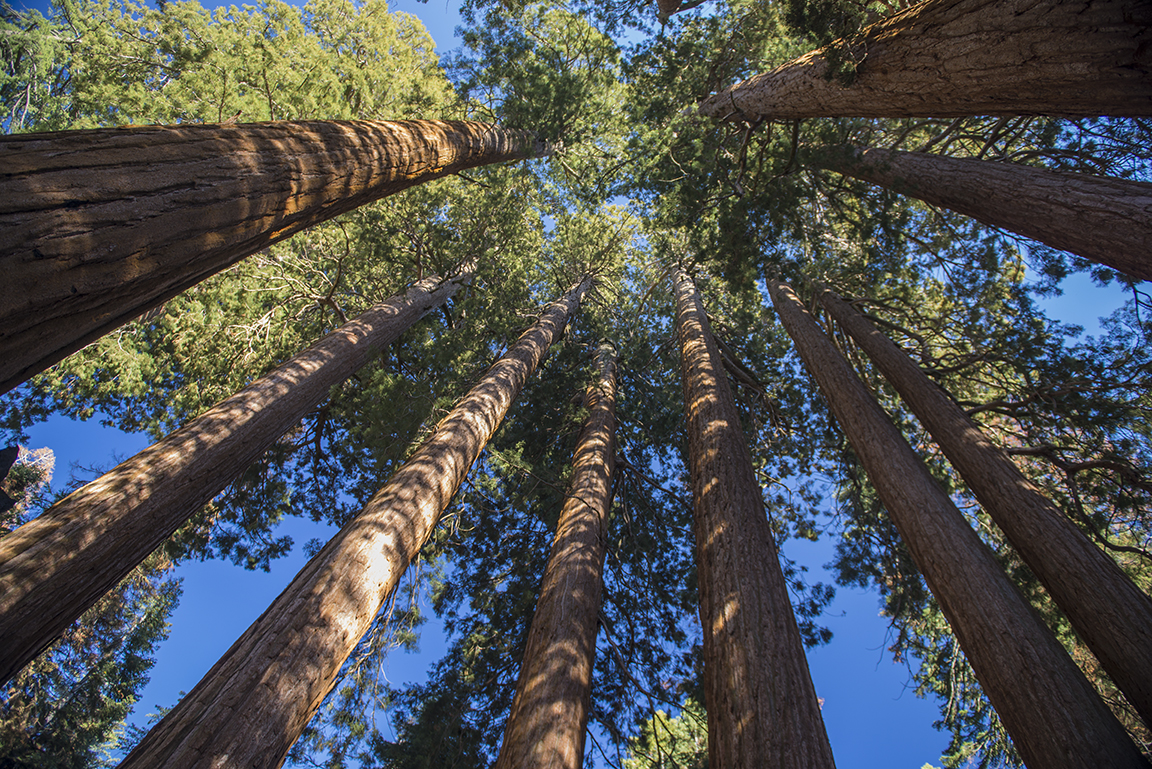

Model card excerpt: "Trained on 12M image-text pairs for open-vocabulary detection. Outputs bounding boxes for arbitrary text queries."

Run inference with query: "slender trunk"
[768,278,1148,769]
[0,270,469,687]
[812,146,1152,281]
[119,276,592,769]
[493,343,617,769]
[675,270,836,769]
[699,0,1152,120]
[819,286,1152,727]
[0,119,547,394]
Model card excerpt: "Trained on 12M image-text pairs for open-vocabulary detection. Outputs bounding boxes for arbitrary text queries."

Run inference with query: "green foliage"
[623,697,707,769]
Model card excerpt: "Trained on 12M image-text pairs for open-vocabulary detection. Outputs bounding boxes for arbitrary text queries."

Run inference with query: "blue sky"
[7,0,1138,764]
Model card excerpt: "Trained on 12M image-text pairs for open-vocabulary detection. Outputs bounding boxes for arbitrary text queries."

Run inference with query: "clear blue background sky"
[9,0,1133,763]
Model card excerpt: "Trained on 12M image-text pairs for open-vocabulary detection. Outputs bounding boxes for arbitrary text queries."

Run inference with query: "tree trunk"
[0,119,548,394]
[767,278,1148,769]
[675,270,836,769]
[699,0,1152,120]
[812,145,1152,281]
[118,276,592,769]
[493,343,617,769]
[0,270,471,687]
[819,286,1152,728]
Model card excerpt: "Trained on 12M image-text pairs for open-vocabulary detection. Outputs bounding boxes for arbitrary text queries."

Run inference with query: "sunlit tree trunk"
[0,270,471,687]
[119,276,592,769]
[811,146,1152,280]
[819,286,1152,727]
[768,278,1148,769]
[675,270,836,769]
[493,343,617,769]
[0,119,548,394]
[699,0,1152,121]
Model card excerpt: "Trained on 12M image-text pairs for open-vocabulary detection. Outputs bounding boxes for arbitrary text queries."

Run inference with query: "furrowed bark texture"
[119,276,591,769]
[0,119,546,394]
[675,271,836,769]
[768,279,1148,769]
[813,146,1152,281]
[0,271,469,687]
[820,287,1152,727]
[699,0,1152,120]
[493,343,617,769]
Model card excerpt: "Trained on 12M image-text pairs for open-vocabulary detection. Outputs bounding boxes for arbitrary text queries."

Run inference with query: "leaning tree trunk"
[699,0,1152,121]
[0,119,547,394]
[675,270,836,769]
[493,343,617,769]
[819,286,1152,727]
[768,279,1148,769]
[0,269,471,687]
[119,276,592,769]
[811,146,1152,281]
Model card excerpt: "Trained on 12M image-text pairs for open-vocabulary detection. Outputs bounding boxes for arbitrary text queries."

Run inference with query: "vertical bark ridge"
[675,270,836,769]
[699,0,1152,120]
[811,145,1152,281]
[768,278,1148,769]
[494,342,617,769]
[0,270,471,687]
[118,275,592,769]
[0,119,548,393]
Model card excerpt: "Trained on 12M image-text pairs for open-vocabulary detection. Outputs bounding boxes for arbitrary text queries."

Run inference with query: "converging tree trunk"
[493,343,617,769]
[811,146,1152,281]
[0,270,472,687]
[699,0,1152,121]
[0,119,548,394]
[819,286,1152,727]
[119,276,593,769]
[675,270,836,769]
[767,278,1148,769]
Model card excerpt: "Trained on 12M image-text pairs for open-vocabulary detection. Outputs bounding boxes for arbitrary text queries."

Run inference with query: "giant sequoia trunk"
[0,119,546,394]
[768,279,1148,769]
[493,343,617,769]
[811,146,1152,281]
[699,0,1152,120]
[119,276,592,769]
[819,287,1152,727]
[0,270,470,687]
[675,271,836,769]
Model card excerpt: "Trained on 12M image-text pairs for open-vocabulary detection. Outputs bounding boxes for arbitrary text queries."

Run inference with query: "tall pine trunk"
[699,0,1152,120]
[768,278,1148,769]
[119,276,592,769]
[0,270,469,686]
[675,270,836,769]
[0,119,546,394]
[811,146,1152,281]
[493,343,617,769]
[819,286,1152,727]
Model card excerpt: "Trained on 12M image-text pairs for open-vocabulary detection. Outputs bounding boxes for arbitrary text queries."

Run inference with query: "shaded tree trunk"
[699,0,1152,121]
[675,270,836,769]
[493,343,617,769]
[812,145,1152,281]
[119,276,592,769]
[0,119,548,394]
[767,278,1148,769]
[819,286,1152,727]
[0,270,471,687]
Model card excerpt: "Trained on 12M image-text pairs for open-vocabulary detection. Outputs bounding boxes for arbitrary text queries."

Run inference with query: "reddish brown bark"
[699,0,1152,121]
[0,270,470,686]
[819,286,1152,727]
[813,145,1152,281]
[493,343,617,769]
[0,119,546,394]
[675,270,836,769]
[118,276,592,769]
[768,278,1148,769]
